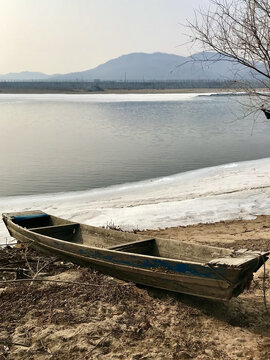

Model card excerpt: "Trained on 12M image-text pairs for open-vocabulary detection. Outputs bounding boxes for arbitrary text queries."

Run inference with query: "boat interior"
[9,212,232,263]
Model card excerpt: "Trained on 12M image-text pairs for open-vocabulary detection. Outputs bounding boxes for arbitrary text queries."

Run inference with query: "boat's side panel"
[5,219,244,300]
[76,223,148,248]
[2,211,235,260]
[6,219,237,280]
[155,237,232,262]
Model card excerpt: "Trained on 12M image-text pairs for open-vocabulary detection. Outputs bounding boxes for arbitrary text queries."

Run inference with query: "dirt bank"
[0,216,270,360]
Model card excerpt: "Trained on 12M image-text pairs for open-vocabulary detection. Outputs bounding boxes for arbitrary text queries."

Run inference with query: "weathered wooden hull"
[2,211,269,301]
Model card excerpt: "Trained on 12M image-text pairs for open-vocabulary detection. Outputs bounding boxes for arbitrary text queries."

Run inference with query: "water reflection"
[0,94,269,196]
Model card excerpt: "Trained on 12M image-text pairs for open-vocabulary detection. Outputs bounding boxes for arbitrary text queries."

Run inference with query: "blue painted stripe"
[53,241,223,280]
[13,213,49,222]
[100,252,217,279]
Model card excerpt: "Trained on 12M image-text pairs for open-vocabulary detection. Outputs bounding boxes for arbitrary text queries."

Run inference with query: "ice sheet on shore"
[1,158,270,241]
[0,92,215,103]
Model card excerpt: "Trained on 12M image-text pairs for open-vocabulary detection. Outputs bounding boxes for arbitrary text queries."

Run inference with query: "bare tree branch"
[187,0,270,114]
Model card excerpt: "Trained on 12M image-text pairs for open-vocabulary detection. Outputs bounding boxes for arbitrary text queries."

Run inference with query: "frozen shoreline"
[1,158,270,241]
[0,91,243,103]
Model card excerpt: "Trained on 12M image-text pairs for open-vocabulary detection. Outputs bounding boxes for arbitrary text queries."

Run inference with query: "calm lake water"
[1,93,270,197]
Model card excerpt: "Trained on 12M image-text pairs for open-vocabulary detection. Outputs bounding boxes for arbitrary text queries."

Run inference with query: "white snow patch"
[0,92,214,103]
[1,158,270,242]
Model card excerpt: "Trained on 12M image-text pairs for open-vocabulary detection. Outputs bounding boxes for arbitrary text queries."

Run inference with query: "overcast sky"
[0,0,210,74]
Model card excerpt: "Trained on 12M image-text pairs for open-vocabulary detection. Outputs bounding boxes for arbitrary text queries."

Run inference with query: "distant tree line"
[0,80,254,92]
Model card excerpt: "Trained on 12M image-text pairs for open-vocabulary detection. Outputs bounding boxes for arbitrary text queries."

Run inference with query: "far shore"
[0,88,247,95]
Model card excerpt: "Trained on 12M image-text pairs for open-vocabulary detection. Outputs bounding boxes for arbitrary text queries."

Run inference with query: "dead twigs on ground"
[0,339,30,348]
[0,278,133,287]
[87,330,113,357]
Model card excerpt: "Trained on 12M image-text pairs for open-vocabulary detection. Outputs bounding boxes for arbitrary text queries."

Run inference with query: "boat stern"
[2,210,50,234]
[207,249,269,298]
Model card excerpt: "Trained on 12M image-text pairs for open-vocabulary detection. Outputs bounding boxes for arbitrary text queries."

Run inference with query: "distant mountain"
[0,71,51,81]
[50,52,187,81]
[50,52,251,82]
[0,52,251,82]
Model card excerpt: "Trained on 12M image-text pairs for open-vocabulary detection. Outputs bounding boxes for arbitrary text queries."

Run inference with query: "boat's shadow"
[140,285,270,336]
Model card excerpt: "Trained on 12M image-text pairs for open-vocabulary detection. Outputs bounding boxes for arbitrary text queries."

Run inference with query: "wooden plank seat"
[29,223,79,231]
[109,238,158,256]
[29,223,79,241]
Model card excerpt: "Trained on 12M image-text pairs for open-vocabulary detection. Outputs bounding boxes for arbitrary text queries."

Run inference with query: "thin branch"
[0,340,30,348]
[0,278,133,287]
[87,331,113,356]
[187,0,270,112]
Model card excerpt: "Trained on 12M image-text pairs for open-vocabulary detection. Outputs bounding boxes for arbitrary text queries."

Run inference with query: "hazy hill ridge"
[0,52,247,81]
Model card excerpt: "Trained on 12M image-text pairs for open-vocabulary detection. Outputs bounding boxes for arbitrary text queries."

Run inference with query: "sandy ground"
[0,216,270,360]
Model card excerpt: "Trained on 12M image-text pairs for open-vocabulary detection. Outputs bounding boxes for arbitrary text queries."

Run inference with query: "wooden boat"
[2,210,269,301]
